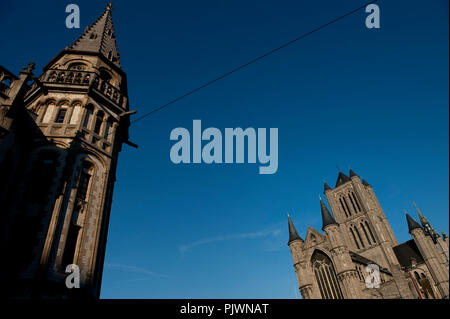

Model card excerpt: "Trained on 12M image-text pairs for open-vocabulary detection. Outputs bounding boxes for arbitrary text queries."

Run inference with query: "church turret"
[406,212,422,233]
[407,212,449,298]
[287,215,313,298]
[0,3,134,299]
[288,215,302,244]
[319,197,361,298]
[320,197,337,230]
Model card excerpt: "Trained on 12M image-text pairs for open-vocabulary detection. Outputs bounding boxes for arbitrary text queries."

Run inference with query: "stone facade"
[0,4,135,298]
[288,170,449,299]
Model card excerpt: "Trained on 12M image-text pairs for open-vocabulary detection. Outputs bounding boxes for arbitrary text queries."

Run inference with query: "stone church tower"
[288,170,449,299]
[0,3,135,298]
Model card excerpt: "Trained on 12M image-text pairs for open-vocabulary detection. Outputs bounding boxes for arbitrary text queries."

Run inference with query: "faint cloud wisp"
[105,263,173,279]
[179,223,284,254]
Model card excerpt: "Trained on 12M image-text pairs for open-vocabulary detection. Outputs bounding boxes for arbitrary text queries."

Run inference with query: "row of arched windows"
[82,105,114,140]
[37,100,115,142]
[339,191,362,218]
[349,220,376,250]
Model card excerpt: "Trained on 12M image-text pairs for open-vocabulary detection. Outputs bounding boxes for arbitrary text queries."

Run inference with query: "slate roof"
[392,239,425,269]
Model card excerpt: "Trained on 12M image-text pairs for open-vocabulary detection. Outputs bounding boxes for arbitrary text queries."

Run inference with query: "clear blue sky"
[1,0,448,298]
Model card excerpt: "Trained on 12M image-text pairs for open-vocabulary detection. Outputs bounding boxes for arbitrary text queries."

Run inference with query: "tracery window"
[312,251,343,299]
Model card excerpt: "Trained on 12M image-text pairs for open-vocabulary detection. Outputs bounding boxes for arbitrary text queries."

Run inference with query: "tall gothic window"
[365,221,376,243]
[83,106,93,128]
[61,209,81,268]
[77,162,93,201]
[361,222,372,245]
[351,192,361,212]
[355,226,365,248]
[348,193,358,214]
[342,196,352,216]
[94,111,104,135]
[350,226,360,249]
[339,197,350,217]
[61,162,93,268]
[104,119,113,140]
[312,251,343,299]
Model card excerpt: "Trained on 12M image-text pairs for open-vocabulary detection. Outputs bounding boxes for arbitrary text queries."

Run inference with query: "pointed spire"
[320,197,337,230]
[405,211,422,233]
[323,181,331,192]
[413,202,439,242]
[362,179,371,187]
[349,168,358,178]
[413,202,429,225]
[288,215,302,244]
[335,171,350,187]
[69,2,121,67]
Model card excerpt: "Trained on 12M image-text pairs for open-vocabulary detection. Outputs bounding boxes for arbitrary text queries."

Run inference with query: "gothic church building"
[0,4,135,298]
[288,169,449,299]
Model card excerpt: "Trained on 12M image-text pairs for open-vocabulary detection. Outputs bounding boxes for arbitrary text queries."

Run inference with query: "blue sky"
[1,0,448,298]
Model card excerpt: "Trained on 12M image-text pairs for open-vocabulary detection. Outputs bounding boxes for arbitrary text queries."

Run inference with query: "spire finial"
[106,2,113,11]
[413,202,423,217]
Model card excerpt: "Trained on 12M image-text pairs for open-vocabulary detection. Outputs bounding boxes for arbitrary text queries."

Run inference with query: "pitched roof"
[335,171,351,187]
[320,198,337,230]
[392,239,425,269]
[288,215,302,244]
[69,3,121,67]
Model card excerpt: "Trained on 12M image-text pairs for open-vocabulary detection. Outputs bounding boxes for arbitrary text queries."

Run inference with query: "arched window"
[361,222,372,245]
[348,193,358,214]
[351,192,361,212]
[354,226,365,248]
[365,221,376,243]
[339,197,349,218]
[104,118,113,140]
[350,226,360,249]
[76,162,93,201]
[94,111,104,135]
[342,196,352,216]
[83,105,94,128]
[312,251,343,299]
